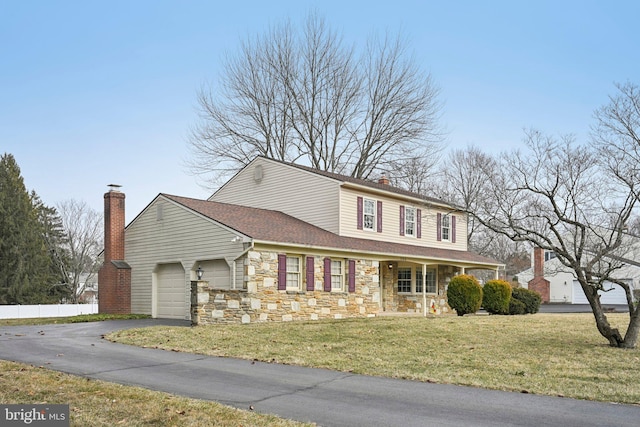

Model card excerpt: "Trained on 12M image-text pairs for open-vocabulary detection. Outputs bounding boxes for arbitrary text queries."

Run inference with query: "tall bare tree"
[55,199,103,303]
[188,12,443,187]
[471,129,639,348]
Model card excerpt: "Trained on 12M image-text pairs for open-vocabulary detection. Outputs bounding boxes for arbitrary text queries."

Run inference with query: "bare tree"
[188,12,443,188]
[387,155,441,194]
[592,82,640,201]
[56,200,103,303]
[471,129,639,348]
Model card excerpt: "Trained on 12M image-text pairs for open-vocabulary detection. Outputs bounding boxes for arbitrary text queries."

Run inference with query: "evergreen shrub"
[482,280,512,314]
[447,275,483,316]
[511,287,542,314]
[509,298,526,315]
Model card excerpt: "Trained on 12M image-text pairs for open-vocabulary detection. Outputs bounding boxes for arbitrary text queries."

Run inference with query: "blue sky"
[2,1,638,222]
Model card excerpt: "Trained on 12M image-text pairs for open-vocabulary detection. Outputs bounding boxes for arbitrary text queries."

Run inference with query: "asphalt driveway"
[1,319,639,427]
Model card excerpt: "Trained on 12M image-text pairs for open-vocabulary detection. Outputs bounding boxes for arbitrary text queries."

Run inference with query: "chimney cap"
[108,184,122,192]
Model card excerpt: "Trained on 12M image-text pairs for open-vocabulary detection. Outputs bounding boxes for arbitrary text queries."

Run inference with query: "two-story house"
[99,156,502,323]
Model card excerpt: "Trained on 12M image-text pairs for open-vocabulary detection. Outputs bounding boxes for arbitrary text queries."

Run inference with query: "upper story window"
[544,251,556,262]
[400,206,421,238]
[357,197,382,233]
[437,213,456,243]
[441,214,450,241]
[363,198,376,231]
[405,207,416,237]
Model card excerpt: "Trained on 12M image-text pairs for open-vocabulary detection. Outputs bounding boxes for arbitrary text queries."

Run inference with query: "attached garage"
[155,263,187,319]
[572,280,629,305]
[199,259,231,289]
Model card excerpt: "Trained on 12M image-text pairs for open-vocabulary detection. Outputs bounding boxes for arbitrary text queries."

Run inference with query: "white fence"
[0,304,98,319]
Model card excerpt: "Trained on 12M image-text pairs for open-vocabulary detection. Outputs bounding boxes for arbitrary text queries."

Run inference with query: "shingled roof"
[163,194,500,267]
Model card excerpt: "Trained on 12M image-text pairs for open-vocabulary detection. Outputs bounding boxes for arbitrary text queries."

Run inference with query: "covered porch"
[378,258,502,315]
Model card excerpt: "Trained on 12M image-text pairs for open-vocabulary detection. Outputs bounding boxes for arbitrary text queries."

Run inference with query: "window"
[441,214,450,241]
[331,260,344,291]
[363,199,376,231]
[398,268,412,293]
[415,268,436,293]
[405,207,416,236]
[286,256,301,290]
[545,251,556,262]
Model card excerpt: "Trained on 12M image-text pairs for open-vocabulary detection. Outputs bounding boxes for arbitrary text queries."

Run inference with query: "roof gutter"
[251,239,503,269]
[340,182,460,210]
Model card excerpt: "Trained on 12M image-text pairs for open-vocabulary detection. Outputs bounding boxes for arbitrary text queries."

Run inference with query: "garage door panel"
[572,280,628,305]
[156,263,186,319]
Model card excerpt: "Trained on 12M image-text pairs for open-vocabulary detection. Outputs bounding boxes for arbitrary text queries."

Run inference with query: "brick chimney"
[98,185,131,314]
[378,175,390,185]
[527,247,550,303]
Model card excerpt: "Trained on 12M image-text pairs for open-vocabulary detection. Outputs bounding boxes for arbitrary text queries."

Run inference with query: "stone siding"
[192,250,381,324]
[383,263,457,314]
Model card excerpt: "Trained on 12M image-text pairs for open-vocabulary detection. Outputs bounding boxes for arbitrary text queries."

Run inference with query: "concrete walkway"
[1,319,639,427]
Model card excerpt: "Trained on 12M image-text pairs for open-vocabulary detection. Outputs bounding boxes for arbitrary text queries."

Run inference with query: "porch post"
[422,263,427,317]
[495,268,499,280]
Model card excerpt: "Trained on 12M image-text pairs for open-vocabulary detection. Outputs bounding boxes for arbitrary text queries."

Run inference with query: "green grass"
[0,360,313,427]
[0,313,150,326]
[109,313,640,405]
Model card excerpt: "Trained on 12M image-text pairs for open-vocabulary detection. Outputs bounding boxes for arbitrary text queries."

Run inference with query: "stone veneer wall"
[385,264,458,314]
[192,250,381,324]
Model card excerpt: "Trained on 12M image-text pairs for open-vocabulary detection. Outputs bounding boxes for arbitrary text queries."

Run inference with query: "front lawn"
[108,313,640,404]
[0,360,312,427]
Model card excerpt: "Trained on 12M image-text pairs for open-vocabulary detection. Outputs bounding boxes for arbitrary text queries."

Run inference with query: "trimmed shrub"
[512,287,542,314]
[447,275,483,316]
[482,280,512,315]
[509,298,526,315]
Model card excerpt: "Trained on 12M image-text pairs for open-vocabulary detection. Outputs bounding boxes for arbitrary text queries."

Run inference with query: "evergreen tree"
[0,153,62,304]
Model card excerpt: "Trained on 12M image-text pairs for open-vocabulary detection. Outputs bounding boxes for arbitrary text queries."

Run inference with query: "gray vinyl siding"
[210,158,341,234]
[340,187,468,251]
[126,197,246,318]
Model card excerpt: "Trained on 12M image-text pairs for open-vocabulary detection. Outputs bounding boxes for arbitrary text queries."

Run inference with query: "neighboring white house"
[517,249,637,305]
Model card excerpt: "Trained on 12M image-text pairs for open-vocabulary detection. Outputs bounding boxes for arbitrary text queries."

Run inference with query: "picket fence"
[0,303,98,319]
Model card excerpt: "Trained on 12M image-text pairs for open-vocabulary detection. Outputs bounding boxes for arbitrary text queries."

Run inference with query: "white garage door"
[156,263,187,319]
[572,280,628,305]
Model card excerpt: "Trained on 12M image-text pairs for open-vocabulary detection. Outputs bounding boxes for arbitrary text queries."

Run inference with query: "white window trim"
[398,265,438,294]
[331,259,345,291]
[405,207,416,237]
[441,214,451,242]
[286,256,302,291]
[363,198,376,232]
[397,267,413,294]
